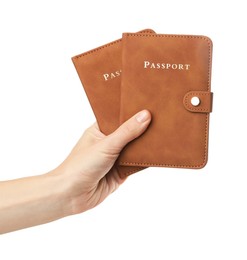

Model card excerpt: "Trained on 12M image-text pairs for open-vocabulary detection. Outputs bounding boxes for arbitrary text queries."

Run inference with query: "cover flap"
[119,33,213,169]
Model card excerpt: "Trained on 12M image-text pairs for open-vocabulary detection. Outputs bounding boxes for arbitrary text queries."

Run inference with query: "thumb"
[105,110,151,152]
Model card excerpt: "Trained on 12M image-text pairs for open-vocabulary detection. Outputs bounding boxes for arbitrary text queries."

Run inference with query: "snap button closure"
[191,96,200,106]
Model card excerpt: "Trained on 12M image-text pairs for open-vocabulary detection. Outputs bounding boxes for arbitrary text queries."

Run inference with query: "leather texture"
[119,33,213,169]
[71,29,155,178]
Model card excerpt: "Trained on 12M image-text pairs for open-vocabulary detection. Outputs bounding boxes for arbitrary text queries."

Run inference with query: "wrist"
[46,168,74,218]
[51,163,98,216]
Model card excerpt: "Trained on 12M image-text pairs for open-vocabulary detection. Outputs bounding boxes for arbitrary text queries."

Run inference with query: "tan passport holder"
[119,33,213,169]
[71,29,155,178]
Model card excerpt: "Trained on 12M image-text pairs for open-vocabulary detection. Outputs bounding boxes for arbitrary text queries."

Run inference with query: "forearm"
[0,171,71,234]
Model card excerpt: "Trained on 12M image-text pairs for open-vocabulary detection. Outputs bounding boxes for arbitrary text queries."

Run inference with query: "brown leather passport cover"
[71,29,155,178]
[119,33,213,169]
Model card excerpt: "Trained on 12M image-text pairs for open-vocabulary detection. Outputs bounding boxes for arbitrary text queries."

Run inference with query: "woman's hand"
[0,110,151,234]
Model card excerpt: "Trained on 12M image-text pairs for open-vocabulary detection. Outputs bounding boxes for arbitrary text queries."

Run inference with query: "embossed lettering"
[184,64,190,70]
[103,70,122,81]
[144,61,150,68]
[103,74,109,81]
[144,61,190,70]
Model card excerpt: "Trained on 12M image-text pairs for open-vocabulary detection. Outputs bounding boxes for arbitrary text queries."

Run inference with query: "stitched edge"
[120,33,212,168]
[72,30,155,60]
[120,162,205,168]
[124,33,211,42]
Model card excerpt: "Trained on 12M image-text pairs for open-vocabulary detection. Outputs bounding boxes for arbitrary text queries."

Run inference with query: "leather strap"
[183,91,213,113]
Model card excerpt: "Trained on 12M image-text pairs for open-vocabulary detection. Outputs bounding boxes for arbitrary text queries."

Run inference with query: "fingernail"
[136,110,150,123]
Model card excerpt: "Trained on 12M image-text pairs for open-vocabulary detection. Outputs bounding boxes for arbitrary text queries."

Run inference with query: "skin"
[0,110,151,234]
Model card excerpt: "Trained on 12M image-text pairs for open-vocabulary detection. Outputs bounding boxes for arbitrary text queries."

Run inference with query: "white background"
[0,0,246,259]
